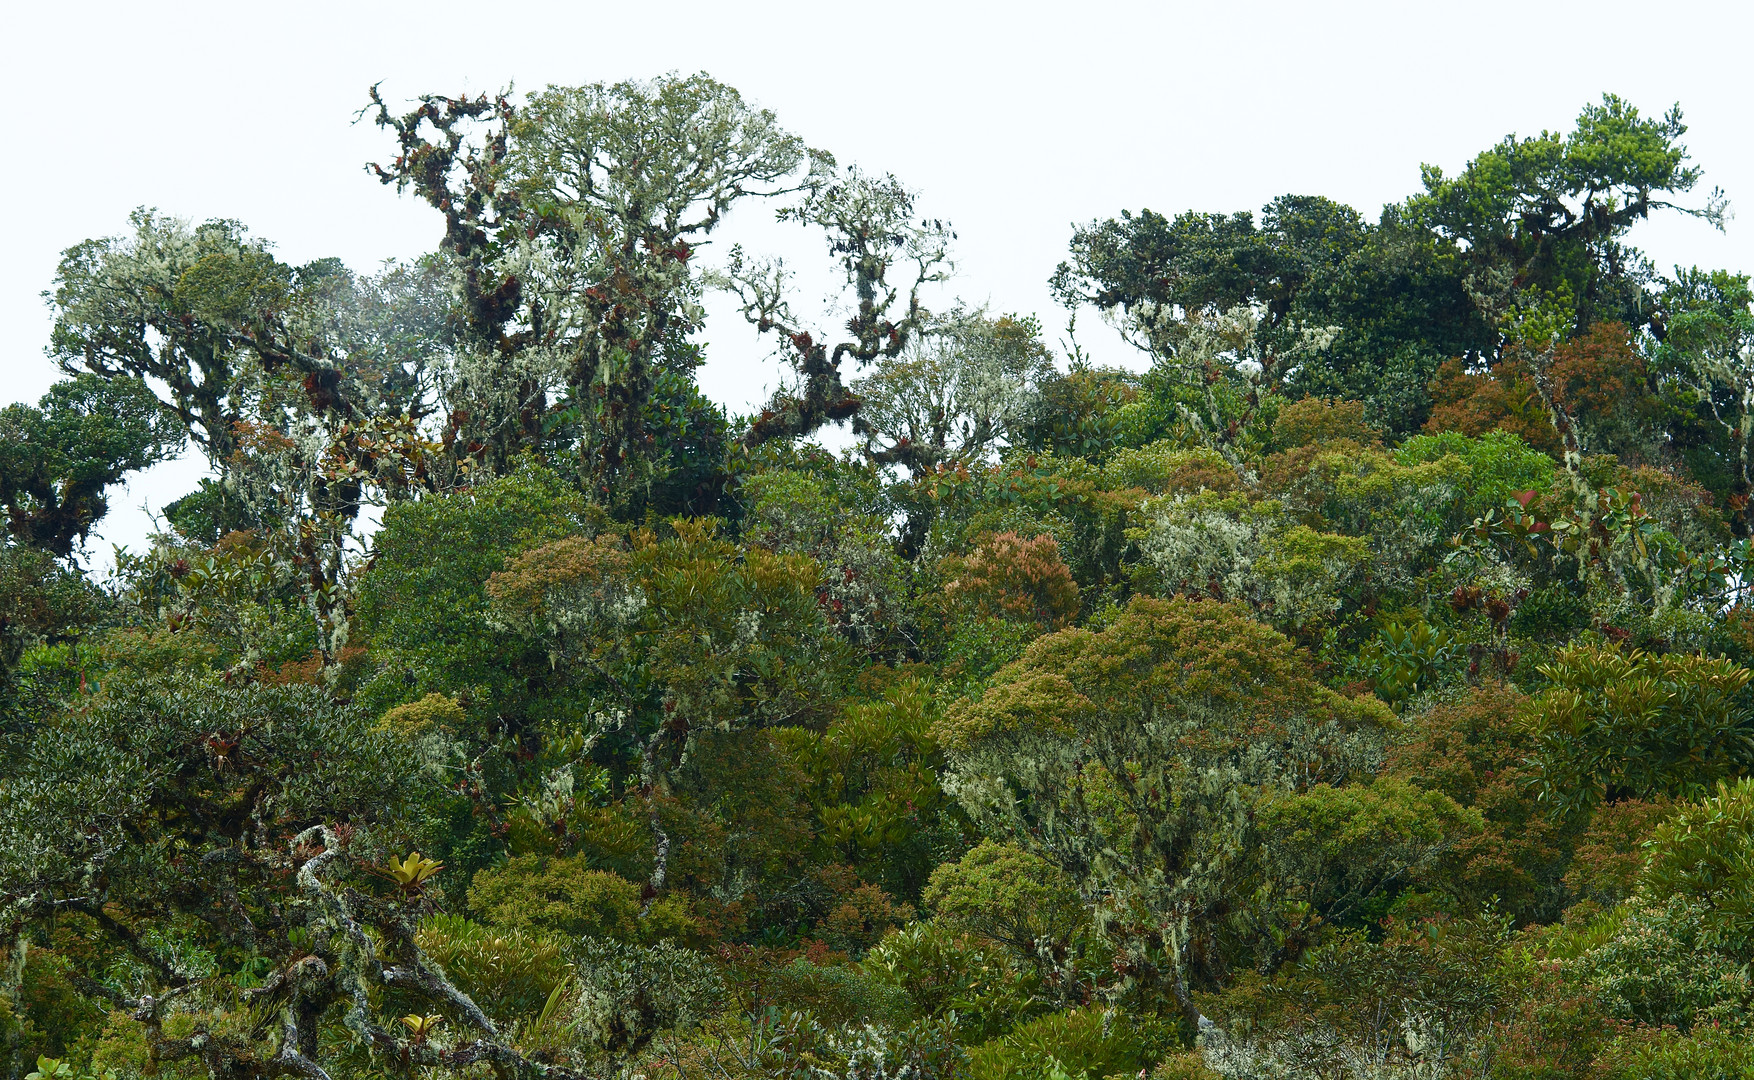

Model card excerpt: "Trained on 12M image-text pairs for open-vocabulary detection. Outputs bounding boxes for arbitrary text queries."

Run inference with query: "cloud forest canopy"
[6,79,1754,1079]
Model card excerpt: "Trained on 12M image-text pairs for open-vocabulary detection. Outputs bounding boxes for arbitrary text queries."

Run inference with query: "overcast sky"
[7,0,1753,563]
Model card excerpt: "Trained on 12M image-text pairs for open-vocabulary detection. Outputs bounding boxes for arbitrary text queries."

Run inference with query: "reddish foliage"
[1388,683,1578,922]
[943,531,1081,632]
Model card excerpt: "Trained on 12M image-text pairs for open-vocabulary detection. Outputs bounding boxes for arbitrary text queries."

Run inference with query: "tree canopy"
[7,81,1754,1080]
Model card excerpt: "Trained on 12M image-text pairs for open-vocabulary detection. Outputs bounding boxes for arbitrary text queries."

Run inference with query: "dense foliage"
[4,79,1754,1078]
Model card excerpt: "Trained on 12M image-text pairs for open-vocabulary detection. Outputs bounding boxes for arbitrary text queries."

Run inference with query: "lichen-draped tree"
[0,678,594,1079]
[717,166,954,446]
[933,596,1393,1028]
[848,308,1054,477]
[47,213,459,664]
[367,73,813,508]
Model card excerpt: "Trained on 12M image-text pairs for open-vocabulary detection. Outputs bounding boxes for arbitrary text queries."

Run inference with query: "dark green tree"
[0,374,181,558]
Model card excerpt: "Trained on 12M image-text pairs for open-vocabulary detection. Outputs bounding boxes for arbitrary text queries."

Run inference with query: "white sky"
[7,0,1754,564]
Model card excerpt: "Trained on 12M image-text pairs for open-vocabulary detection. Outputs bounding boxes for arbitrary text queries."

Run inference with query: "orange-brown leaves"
[1273,397,1380,450]
[1424,357,1561,454]
[942,531,1081,633]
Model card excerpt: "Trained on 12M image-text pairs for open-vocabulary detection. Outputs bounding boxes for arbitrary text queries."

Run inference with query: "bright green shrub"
[924,840,1085,956]
[1395,429,1556,520]
[354,463,589,722]
[468,854,691,943]
[775,678,956,901]
[377,691,465,735]
[862,922,1045,1042]
[1640,776,1754,957]
[415,914,571,1021]
[1099,443,1240,497]
[963,1006,1178,1080]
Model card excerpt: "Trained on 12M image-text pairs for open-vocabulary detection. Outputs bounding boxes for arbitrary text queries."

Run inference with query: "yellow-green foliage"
[1099,442,1240,496]
[468,855,693,943]
[1598,1022,1754,1079]
[1151,1052,1222,1080]
[937,595,1390,751]
[963,1006,1178,1080]
[1272,397,1379,450]
[376,692,465,736]
[415,914,571,1021]
[862,921,1045,1041]
[937,596,1393,1024]
[924,840,1085,955]
[1250,779,1480,942]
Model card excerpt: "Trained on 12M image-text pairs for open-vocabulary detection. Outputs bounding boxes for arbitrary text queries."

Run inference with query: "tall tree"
[718,167,955,445]
[849,308,1053,476]
[367,72,812,507]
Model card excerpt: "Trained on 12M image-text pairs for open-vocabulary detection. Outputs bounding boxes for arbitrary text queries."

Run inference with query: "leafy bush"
[942,531,1081,633]
[862,921,1046,1042]
[1565,896,1752,1030]
[468,854,692,942]
[1521,647,1754,814]
[1272,397,1378,450]
[1599,1022,1754,1080]
[1639,776,1754,956]
[924,840,1086,956]
[354,463,589,723]
[963,1006,1178,1080]
[415,914,571,1021]
[939,596,1393,1019]
[763,957,913,1027]
[570,938,726,1054]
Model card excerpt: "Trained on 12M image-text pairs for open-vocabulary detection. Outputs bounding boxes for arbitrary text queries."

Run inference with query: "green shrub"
[570,939,726,1053]
[1508,584,1591,643]
[924,840,1085,956]
[1567,896,1752,1031]
[1394,429,1556,520]
[354,463,589,722]
[862,921,1045,1042]
[1272,397,1378,450]
[963,1006,1178,1080]
[468,854,692,943]
[764,958,912,1027]
[1640,776,1754,957]
[1521,648,1754,814]
[415,914,571,1021]
[1600,1022,1754,1079]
